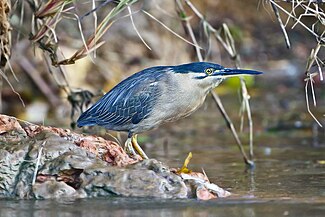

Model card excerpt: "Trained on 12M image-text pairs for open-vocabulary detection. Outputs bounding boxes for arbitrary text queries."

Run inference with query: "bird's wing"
[77,70,165,130]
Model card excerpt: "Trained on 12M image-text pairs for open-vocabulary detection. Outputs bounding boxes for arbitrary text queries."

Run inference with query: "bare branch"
[270,1,291,48]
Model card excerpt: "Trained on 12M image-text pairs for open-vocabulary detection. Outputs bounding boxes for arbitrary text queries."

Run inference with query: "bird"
[77,62,263,159]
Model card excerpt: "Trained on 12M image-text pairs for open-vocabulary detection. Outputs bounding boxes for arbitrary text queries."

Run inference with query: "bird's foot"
[176,152,193,174]
[124,135,149,160]
[124,138,137,157]
[131,135,149,160]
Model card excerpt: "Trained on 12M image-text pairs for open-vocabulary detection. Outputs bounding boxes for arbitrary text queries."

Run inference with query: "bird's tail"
[76,111,96,127]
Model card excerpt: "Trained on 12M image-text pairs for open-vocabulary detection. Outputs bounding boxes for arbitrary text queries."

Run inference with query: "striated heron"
[77,62,262,159]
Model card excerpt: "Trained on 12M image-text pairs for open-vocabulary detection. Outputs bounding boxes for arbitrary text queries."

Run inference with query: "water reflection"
[1,198,325,217]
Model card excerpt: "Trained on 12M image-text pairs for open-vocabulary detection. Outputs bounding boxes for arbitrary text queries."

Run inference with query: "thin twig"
[315,57,323,81]
[128,5,151,50]
[32,141,46,186]
[16,0,25,45]
[240,79,254,159]
[142,10,202,49]
[309,73,317,107]
[0,76,2,112]
[211,91,254,166]
[0,69,25,107]
[305,79,322,127]
[175,0,202,61]
[305,44,322,107]
[92,0,98,58]
[75,14,95,64]
[270,1,291,49]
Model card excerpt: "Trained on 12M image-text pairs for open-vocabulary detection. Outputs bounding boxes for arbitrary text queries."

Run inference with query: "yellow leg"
[131,134,149,160]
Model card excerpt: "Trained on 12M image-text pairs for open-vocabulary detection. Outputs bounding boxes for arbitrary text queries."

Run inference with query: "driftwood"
[0,114,230,200]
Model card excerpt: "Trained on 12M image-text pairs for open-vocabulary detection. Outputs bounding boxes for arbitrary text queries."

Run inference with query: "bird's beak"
[213,68,263,78]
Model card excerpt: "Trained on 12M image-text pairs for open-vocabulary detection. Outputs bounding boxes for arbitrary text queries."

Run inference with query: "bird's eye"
[205,68,213,75]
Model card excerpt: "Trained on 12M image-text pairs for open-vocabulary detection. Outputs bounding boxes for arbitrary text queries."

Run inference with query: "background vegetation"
[0,0,324,151]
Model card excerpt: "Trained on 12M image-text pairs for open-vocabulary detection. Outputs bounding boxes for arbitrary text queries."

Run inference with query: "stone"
[0,114,230,200]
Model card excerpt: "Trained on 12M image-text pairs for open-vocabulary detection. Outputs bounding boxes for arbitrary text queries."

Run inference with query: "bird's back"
[77,66,170,132]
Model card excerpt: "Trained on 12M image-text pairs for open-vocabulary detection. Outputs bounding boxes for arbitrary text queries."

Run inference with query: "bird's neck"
[199,77,224,94]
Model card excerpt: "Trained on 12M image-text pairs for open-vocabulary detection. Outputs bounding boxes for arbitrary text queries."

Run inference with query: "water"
[1,129,324,216]
[1,98,325,217]
[1,197,324,217]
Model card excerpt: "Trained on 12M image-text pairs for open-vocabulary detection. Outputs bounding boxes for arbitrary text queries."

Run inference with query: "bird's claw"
[124,135,149,160]
[124,138,137,157]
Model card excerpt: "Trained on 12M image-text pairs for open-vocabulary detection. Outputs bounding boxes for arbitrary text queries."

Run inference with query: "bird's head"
[172,62,263,91]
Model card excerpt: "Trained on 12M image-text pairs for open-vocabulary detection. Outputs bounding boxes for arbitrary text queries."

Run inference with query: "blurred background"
[2,0,325,161]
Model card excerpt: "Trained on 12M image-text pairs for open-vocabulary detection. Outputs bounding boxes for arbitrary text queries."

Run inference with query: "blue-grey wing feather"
[77,67,168,131]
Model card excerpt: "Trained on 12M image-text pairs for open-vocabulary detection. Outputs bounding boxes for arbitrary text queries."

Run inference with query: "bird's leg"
[131,134,149,160]
[124,136,137,157]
